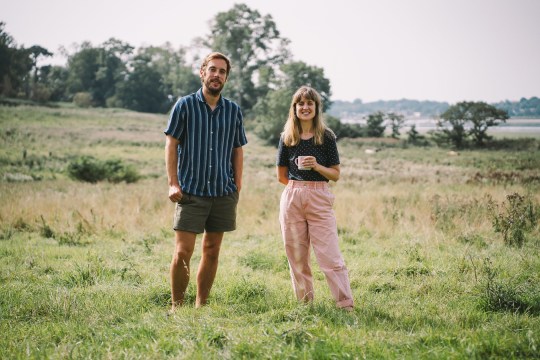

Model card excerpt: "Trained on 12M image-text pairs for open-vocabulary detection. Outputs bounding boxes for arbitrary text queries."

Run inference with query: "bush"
[67,156,140,183]
[106,95,123,109]
[487,192,538,247]
[478,258,540,314]
[73,92,93,108]
[102,159,140,183]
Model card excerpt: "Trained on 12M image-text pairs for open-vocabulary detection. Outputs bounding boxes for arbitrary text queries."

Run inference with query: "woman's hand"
[302,156,318,170]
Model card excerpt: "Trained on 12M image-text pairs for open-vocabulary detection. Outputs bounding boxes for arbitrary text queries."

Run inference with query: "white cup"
[295,156,311,170]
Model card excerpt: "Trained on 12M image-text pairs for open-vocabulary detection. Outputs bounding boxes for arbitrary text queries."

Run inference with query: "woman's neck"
[299,120,313,134]
[300,127,313,140]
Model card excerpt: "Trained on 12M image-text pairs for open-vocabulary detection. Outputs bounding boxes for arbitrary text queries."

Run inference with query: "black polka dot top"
[276,130,340,182]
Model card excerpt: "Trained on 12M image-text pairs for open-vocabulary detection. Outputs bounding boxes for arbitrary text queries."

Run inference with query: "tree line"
[1,3,513,149]
[329,97,540,119]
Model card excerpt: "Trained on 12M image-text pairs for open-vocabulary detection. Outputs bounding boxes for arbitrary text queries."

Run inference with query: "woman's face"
[295,97,316,122]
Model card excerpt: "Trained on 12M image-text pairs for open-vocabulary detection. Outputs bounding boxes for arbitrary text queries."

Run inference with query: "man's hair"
[200,52,231,77]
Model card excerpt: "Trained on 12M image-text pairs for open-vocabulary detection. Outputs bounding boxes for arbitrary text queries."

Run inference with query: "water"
[341,117,540,135]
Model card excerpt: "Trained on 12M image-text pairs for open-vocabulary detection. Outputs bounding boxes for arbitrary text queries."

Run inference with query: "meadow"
[1,104,539,359]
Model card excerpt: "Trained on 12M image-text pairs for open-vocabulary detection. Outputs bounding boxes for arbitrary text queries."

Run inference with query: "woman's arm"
[315,164,340,182]
[277,166,289,185]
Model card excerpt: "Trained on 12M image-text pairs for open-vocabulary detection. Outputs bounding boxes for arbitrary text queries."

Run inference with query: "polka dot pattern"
[276,131,340,182]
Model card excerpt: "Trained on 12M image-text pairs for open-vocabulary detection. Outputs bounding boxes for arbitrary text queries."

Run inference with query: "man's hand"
[168,184,183,203]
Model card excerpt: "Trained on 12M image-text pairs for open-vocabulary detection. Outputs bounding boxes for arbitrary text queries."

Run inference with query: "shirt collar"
[196,88,224,109]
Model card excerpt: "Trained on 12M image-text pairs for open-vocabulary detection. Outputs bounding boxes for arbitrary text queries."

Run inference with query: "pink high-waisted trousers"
[279,180,354,308]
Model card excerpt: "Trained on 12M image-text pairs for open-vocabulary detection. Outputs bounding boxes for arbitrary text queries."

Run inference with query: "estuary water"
[342,118,540,136]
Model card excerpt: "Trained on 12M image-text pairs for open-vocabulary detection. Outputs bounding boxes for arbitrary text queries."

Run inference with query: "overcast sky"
[2,0,539,103]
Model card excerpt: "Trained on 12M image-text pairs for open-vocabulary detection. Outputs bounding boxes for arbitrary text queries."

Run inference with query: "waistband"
[287,180,329,189]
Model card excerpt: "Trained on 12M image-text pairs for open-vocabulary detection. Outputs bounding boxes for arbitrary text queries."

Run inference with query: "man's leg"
[170,230,197,310]
[196,231,224,307]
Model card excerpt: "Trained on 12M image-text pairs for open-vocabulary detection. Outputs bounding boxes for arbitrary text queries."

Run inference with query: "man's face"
[200,59,228,96]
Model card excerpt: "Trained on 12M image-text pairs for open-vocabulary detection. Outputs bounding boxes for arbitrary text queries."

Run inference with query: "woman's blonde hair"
[282,86,333,146]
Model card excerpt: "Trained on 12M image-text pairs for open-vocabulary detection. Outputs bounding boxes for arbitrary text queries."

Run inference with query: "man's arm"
[232,146,244,192]
[165,135,182,202]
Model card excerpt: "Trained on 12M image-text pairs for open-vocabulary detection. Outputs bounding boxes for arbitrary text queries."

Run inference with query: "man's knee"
[202,243,221,260]
[172,243,195,265]
[173,232,196,256]
[202,236,222,260]
[172,249,193,268]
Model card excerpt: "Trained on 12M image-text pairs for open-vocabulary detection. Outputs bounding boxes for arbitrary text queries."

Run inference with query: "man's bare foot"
[195,301,207,309]
[168,302,182,316]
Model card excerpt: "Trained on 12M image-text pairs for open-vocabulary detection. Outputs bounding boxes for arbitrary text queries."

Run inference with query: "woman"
[276,86,354,311]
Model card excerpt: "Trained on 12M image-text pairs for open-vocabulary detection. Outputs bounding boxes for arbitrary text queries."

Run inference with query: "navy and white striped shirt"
[165,88,248,197]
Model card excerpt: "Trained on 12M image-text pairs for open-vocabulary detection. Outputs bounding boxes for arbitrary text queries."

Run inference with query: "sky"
[2,0,540,104]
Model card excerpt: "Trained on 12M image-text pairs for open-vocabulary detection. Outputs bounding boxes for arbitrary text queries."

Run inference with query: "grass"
[1,105,539,359]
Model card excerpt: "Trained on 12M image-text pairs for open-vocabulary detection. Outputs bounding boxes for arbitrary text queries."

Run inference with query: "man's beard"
[205,79,224,96]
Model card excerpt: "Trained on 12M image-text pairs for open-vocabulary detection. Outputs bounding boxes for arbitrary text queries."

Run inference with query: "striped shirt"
[164,88,248,197]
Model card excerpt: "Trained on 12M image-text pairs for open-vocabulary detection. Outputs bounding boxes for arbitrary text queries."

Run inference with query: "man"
[164,52,248,310]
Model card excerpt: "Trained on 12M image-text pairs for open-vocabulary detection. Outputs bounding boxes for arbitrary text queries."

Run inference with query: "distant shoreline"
[340,117,540,136]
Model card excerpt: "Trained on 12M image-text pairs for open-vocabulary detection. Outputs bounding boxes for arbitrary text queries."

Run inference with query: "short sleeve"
[325,132,340,166]
[276,136,289,166]
[164,99,185,140]
[234,107,248,148]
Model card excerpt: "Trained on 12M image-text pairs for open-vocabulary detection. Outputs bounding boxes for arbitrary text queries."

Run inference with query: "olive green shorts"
[173,192,239,234]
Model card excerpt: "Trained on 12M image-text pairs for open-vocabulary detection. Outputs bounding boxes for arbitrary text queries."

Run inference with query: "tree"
[252,87,293,146]
[386,112,405,139]
[279,61,332,108]
[26,45,53,99]
[407,124,427,145]
[65,43,101,104]
[0,22,17,95]
[252,61,334,145]
[65,39,132,106]
[38,65,69,101]
[135,44,199,100]
[202,3,290,112]
[115,55,167,113]
[437,101,509,148]
[325,115,364,140]
[0,22,33,97]
[365,111,386,137]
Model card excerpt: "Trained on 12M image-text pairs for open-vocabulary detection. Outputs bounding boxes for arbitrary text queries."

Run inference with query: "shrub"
[73,92,93,108]
[487,192,538,247]
[478,258,539,314]
[102,159,140,183]
[105,95,123,109]
[67,156,140,183]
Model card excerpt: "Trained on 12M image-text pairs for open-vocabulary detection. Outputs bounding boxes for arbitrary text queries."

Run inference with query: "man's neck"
[202,88,220,110]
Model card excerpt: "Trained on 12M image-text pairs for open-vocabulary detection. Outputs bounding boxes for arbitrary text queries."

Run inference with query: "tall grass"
[1,105,539,358]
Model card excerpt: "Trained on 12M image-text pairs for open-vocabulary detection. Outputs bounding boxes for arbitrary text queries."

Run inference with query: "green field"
[1,105,539,359]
